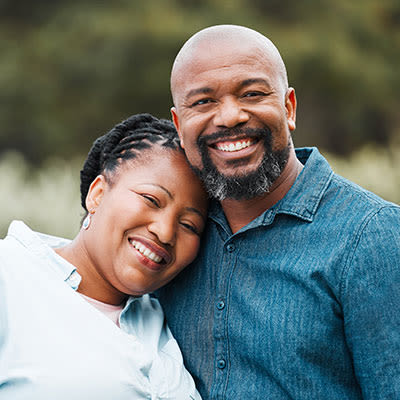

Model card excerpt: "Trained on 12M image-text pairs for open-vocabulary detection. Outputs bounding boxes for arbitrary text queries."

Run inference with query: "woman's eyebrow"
[185,207,206,222]
[141,184,206,221]
[141,183,173,199]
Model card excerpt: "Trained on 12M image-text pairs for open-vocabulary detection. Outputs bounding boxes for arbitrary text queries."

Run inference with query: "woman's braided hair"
[80,113,181,212]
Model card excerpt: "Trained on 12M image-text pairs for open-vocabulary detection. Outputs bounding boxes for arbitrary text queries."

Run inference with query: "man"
[157,25,400,399]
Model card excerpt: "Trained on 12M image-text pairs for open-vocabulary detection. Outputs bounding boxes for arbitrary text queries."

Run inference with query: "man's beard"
[190,127,290,201]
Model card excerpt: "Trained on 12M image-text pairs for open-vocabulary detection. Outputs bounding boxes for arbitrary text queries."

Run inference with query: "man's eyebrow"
[185,87,213,99]
[185,79,272,100]
[239,78,272,89]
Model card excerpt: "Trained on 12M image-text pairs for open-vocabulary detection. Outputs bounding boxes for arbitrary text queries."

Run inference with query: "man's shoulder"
[296,147,399,217]
[327,170,399,215]
[312,168,400,245]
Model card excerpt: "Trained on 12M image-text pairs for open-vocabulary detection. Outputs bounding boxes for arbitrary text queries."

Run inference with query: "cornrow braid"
[80,113,181,211]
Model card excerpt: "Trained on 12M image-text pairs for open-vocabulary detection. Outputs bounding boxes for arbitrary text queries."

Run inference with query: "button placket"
[217,359,226,369]
[226,243,235,252]
[216,300,225,310]
[213,237,238,395]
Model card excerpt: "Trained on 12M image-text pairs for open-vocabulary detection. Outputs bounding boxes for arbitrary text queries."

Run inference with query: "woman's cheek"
[182,236,201,266]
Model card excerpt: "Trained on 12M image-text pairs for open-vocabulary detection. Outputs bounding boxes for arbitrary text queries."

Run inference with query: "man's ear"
[285,88,297,132]
[171,107,184,148]
[85,175,106,212]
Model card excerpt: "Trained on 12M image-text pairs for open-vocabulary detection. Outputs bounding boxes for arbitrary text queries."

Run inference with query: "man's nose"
[147,215,177,247]
[213,97,249,128]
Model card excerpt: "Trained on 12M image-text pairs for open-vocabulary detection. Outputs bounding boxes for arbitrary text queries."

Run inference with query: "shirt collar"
[209,147,334,232]
[264,147,334,224]
[7,220,81,289]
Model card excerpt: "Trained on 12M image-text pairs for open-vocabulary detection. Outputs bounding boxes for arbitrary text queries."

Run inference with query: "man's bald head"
[170,24,289,104]
[168,24,298,202]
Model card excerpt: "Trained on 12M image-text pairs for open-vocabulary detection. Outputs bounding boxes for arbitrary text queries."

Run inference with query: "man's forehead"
[171,29,286,83]
[174,34,268,72]
[170,25,288,102]
[172,44,278,97]
[181,25,269,53]
[174,41,263,77]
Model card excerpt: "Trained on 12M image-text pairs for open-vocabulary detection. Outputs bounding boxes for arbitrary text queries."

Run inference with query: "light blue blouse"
[0,221,200,400]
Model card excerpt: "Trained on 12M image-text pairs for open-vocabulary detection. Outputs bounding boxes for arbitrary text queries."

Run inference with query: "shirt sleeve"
[150,333,202,399]
[341,205,400,399]
[126,295,202,399]
[0,242,9,362]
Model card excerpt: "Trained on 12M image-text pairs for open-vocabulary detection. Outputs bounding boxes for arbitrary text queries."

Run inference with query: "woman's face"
[83,146,208,300]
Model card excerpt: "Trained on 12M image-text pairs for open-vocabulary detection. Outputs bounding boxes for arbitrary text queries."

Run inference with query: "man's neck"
[221,150,303,234]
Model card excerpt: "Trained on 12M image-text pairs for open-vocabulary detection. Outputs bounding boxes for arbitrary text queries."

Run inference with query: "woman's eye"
[180,222,200,236]
[142,194,160,208]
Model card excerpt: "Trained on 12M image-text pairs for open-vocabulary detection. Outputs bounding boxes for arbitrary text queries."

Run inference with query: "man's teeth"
[216,140,253,152]
[130,240,163,263]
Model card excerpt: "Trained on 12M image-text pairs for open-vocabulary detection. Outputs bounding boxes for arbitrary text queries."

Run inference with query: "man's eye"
[142,194,160,208]
[243,91,265,98]
[191,98,213,107]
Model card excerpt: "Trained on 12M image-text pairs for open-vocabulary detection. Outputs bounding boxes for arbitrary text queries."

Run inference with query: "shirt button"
[216,300,225,310]
[68,271,80,287]
[226,243,235,252]
[217,359,226,369]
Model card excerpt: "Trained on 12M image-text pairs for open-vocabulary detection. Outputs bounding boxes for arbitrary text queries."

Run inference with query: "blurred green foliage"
[0,151,82,238]
[1,144,399,238]
[1,0,399,237]
[1,0,399,165]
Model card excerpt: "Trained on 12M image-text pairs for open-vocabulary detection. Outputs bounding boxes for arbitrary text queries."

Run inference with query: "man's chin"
[192,138,291,201]
[213,152,264,171]
[195,167,274,201]
[215,166,260,180]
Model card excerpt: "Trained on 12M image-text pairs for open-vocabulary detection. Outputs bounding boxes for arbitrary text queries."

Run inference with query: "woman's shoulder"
[0,221,26,263]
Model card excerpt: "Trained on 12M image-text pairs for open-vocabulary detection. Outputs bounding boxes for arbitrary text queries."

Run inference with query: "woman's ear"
[85,175,106,212]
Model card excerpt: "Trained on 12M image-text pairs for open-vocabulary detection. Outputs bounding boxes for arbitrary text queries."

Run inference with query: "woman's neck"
[55,235,128,306]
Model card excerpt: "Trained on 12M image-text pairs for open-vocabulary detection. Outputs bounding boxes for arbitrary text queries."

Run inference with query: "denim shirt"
[157,147,400,400]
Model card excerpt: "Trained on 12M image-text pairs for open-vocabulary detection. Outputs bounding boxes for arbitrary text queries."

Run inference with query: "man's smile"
[199,130,265,163]
[214,138,256,152]
[206,135,262,163]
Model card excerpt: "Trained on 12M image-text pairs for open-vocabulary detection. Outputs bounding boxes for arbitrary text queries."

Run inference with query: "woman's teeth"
[130,240,163,263]
[216,139,253,152]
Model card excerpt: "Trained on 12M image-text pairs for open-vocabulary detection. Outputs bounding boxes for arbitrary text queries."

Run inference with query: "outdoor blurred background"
[1,0,399,238]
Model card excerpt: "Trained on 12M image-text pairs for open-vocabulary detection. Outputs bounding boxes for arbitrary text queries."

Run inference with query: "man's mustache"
[197,127,271,147]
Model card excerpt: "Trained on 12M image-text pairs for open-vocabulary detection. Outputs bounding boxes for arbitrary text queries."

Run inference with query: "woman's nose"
[147,215,177,247]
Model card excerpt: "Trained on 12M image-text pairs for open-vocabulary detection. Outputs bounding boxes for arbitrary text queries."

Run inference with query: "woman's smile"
[128,237,172,271]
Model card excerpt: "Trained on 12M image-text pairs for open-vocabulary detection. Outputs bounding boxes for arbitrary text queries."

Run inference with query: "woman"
[0,114,207,399]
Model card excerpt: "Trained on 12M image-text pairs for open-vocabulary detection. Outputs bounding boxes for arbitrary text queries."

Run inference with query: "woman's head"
[80,113,182,213]
[75,113,208,302]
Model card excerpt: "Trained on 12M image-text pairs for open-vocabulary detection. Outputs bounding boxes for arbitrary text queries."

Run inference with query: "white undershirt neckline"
[79,293,125,327]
